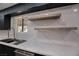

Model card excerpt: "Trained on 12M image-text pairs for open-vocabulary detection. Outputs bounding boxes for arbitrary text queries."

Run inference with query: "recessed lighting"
[17,11,22,13]
[73,9,78,12]
[45,14,49,15]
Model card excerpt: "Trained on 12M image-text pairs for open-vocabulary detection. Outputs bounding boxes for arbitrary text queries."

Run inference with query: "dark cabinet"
[0,16,4,30]
[0,14,11,30]
[0,44,15,56]
[14,49,44,56]
[4,14,11,30]
[0,44,44,56]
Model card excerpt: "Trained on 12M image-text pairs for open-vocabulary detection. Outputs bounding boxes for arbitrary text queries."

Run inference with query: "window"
[16,16,28,32]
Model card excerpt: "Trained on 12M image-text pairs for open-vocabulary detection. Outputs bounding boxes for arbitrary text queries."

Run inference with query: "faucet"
[8,27,16,39]
[7,27,26,44]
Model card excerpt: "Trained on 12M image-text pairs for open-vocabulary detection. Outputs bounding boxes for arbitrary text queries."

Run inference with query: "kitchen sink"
[0,38,26,45]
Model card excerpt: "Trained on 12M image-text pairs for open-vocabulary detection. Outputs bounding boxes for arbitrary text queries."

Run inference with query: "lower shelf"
[34,26,77,30]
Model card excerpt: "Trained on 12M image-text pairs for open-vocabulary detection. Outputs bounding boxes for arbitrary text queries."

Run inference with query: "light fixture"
[45,14,49,15]
[17,11,22,13]
[73,9,78,12]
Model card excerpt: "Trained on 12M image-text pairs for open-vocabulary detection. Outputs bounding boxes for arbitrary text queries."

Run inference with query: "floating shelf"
[34,26,77,30]
[28,13,61,21]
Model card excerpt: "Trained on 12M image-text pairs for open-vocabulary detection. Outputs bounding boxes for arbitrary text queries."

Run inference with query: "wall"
[14,4,79,42]
[11,4,79,55]
[0,30,9,40]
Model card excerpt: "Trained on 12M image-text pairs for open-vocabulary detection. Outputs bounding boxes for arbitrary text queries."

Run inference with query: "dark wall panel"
[0,16,4,30]
[4,14,11,30]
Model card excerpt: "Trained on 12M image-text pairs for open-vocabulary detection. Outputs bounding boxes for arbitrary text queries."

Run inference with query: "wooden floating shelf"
[28,13,61,21]
[34,26,77,30]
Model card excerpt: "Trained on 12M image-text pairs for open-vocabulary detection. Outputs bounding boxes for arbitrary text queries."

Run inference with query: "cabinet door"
[0,44,15,56]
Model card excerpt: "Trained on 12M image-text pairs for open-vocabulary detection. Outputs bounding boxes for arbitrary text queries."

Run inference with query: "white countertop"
[0,39,79,56]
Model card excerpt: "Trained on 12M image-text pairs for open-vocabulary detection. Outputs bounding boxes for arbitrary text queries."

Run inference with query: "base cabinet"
[0,44,44,56]
[0,44,15,56]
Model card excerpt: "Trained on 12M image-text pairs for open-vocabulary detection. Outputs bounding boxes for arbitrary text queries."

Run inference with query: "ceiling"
[9,3,76,16]
[0,3,17,11]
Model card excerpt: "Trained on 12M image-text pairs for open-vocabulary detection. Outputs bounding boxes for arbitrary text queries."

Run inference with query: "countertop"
[0,38,79,56]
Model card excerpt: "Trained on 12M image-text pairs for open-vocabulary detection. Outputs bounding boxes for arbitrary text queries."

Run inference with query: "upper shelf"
[34,26,77,30]
[28,13,61,21]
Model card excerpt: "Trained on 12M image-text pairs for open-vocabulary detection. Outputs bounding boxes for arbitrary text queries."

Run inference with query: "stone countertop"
[0,39,79,56]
